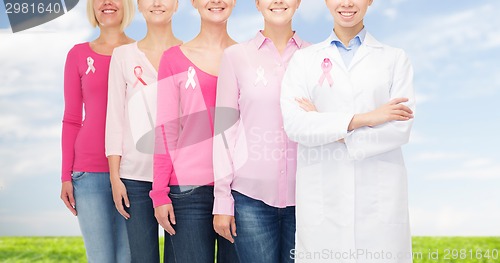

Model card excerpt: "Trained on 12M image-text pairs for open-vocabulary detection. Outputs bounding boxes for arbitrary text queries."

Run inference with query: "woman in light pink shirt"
[60,0,134,261]
[106,0,182,262]
[212,0,311,262]
[151,0,239,262]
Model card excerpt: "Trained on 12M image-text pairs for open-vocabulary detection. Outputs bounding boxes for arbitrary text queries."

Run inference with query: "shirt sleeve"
[280,50,354,148]
[345,49,415,160]
[61,46,82,182]
[105,48,126,157]
[213,50,239,216]
[150,52,177,207]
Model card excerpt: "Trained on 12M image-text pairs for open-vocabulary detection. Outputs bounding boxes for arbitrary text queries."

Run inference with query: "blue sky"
[0,0,499,236]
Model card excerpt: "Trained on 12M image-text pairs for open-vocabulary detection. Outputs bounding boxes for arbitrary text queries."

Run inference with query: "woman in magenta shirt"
[212,0,310,262]
[60,0,134,261]
[150,0,239,262]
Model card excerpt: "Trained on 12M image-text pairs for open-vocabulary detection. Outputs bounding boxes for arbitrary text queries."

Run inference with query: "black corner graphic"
[3,0,79,33]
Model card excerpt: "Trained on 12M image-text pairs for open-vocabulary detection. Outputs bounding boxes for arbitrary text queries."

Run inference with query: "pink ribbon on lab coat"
[318,58,334,87]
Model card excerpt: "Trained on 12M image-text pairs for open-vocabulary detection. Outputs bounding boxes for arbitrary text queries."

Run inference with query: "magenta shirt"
[61,43,110,182]
[150,46,217,207]
[213,32,310,215]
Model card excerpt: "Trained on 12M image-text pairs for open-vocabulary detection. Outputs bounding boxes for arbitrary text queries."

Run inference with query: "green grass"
[411,237,500,263]
[0,237,499,262]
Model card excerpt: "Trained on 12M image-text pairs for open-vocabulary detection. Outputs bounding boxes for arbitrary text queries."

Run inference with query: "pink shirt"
[61,43,110,182]
[150,46,217,207]
[106,42,157,182]
[213,32,310,215]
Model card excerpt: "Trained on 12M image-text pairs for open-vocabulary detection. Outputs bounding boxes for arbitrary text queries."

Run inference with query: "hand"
[60,181,77,216]
[213,214,237,243]
[110,178,130,219]
[366,97,413,126]
[349,98,413,130]
[295,97,317,112]
[155,204,176,235]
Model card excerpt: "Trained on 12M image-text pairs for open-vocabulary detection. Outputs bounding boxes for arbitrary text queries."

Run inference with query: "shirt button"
[281,170,285,174]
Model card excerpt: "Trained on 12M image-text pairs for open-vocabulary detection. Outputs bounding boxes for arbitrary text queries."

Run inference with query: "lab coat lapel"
[348,33,384,71]
[348,44,369,71]
[328,46,348,72]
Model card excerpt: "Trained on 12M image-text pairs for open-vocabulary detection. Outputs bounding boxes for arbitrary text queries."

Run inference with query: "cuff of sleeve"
[105,151,123,158]
[212,196,235,216]
[344,127,369,161]
[61,172,72,182]
[149,189,172,208]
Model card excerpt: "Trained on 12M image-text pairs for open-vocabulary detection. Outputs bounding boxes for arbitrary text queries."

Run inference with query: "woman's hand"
[60,181,77,216]
[349,98,414,131]
[295,97,318,112]
[111,178,130,220]
[213,214,237,243]
[155,204,176,235]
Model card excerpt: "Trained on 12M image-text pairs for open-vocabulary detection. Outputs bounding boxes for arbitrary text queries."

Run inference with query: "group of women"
[60,0,415,262]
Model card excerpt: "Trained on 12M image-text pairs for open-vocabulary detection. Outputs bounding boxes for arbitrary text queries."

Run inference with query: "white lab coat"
[281,32,415,263]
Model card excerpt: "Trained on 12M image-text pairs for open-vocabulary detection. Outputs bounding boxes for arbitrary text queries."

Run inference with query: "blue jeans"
[72,172,131,263]
[122,179,159,263]
[164,186,239,263]
[233,191,296,263]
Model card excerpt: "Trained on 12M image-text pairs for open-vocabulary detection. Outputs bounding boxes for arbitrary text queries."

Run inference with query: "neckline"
[175,46,217,78]
[85,42,112,57]
[133,42,158,75]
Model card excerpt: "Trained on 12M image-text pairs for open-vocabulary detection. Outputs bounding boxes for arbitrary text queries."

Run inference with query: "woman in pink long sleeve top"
[60,0,134,261]
[212,1,310,262]
[105,0,182,262]
[150,0,239,262]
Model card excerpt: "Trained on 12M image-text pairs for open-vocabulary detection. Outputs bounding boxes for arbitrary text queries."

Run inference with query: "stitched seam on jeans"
[169,236,178,263]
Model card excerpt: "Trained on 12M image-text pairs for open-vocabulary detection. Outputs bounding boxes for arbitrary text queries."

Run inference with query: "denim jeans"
[122,179,159,263]
[233,191,296,263]
[72,172,131,263]
[164,186,239,263]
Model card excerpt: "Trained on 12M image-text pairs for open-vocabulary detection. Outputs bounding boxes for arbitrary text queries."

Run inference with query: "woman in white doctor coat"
[281,0,415,262]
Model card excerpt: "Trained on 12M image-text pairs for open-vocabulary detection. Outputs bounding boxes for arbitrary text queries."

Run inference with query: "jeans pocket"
[168,186,199,199]
[71,171,87,181]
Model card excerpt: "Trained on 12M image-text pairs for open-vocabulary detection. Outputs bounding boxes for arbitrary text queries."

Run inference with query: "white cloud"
[410,202,500,236]
[297,0,329,22]
[432,164,500,180]
[0,2,92,95]
[0,211,81,236]
[408,130,429,144]
[389,3,500,71]
[0,140,60,183]
[411,152,500,180]
[383,8,398,20]
[413,151,468,161]
[228,13,263,43]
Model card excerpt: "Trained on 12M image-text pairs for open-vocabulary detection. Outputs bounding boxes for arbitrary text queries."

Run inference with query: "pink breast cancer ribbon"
[254,66,268,86]
[318,58,333,87]
[185,66,197,89]
[132,66,154,128]
[85,57,95,75]
[133,66,147,88]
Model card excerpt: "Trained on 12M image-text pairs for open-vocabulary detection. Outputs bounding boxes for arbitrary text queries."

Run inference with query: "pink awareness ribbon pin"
[254,66,268,86]
[318,58,334,87]
[185,66,197,89]
[133,66,147,88]
[85,57,95,75]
